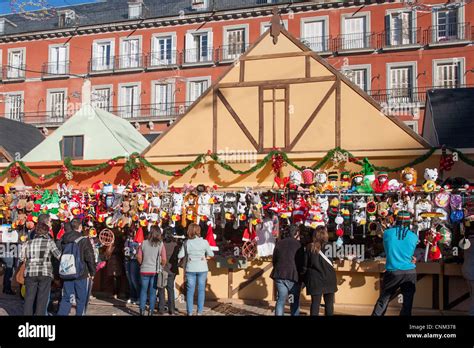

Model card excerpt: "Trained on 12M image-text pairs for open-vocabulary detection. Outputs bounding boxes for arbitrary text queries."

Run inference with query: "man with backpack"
[57,218,96,316]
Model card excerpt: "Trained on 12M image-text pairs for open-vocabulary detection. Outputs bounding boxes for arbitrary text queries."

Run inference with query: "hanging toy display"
[401,167,417,193]
[372,172,389,193]
[422,168,439,193]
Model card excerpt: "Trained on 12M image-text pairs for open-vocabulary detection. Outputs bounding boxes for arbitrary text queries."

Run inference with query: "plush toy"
[387,179,402,192]
[401,167,417,192]
[291,195,307,225]
[372,172,389,193]
[182,193,198,228]
[247,191,263,227]
[235,192,248,228]
[424,228,442,262]
[415,198,432,231]
[352,196,367,226]
[422,168,439,193]
[327,171,339,192]
[170,192,183,227]
[349,173,364,193]
[339,171,351,192]
[305,204,324,229]
[222,192,237,229]
[289,170,303,187]
[315,170,329,193]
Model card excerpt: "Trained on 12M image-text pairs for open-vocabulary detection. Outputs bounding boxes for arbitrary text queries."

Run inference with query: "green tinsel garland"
[0,146,472,181]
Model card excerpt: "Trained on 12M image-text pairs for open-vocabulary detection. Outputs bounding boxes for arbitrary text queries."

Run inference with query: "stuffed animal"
[197,191,212,224]
[401,167,417,192]
[235,192,248,228]
[247,191,263,227]
[170,192,183,227]
[182,193,198,228]
[372,172,389,193]
[315,170,329,193]
[422,168,439,193]
[327,171,339,192]
[291,195,307,225]
[289,170,303,187]
[222,192,237,229]
[349,173,363,193]
[305,204,324,229]
[415,198,432,231]
[424,229,442,261]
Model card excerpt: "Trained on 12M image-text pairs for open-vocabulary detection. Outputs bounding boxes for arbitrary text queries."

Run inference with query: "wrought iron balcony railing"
[115,53,145,70]
[299,35,332,53]
[379,27,421,47]
[215,43,249,62]
[333,32,375,51]
[147,50,178,68]
[88,57,115,73]
[3,64,26,80]
[424,22,471,44]
[182,47,214,65]
[42,60,71,77]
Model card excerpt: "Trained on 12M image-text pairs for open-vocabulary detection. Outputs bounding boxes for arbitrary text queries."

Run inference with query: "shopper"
[1,227,19,295]
[124,227,141,305]
[158,226,180,315]
[57,218,96,316]
[462,221,474,315]
[29,214,51,240]
[138,225,166,316]
[20,222,62,316]
[270,225,304,316]
[303,225,337,316]
[372,211,418,316]
[104,232,124,300]
[178,223,214,316]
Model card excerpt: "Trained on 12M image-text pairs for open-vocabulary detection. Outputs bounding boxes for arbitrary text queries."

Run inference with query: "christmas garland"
[0,146,472,181]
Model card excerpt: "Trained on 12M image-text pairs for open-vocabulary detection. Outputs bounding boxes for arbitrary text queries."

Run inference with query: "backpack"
[59,236,86,280]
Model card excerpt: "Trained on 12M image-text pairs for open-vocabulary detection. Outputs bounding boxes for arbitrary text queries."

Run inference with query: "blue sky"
[0,0,99,15]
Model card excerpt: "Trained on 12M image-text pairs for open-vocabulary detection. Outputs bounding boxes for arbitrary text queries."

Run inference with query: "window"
[185,31,213,63]
[223,27,247,60]
[301,18,328,52]
[58,10,76,28]
[120,38,141,69]
[388,64,414,103]
[153,82,174,116]
[434,59,463,88]
[187,78,209,103]
[343,68,369,92]
[260,20,288,35]
[261,87,288,150]
[92,40,114,71]
[434,8,459,41]
[47,90,67,121]
[191,0,209,10]
[92,87,112,111]
[48,45,69,75]
[0,19,5,35]
[7,49,25,79]
[343,16,368,49]
[119,84,140,118]
[61,136,84,160]
[151,35,176,66]
[404,121,418,133]
[385,11,414,46]
[128,2,143,19]
[5,93,23,121]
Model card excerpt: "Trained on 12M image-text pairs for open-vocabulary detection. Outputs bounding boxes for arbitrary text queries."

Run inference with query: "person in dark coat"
[303,225,337,316]
[270,225,305,316]
[157,226,180,315]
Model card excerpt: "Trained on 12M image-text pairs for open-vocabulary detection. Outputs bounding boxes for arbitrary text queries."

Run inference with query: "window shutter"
[385,14,391,46]
[171,35,177,64]
[185,33,193,63]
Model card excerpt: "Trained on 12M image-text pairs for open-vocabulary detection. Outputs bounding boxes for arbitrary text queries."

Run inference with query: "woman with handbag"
[157,226,180,315]
[178,223,214,316]
[20,222,62,316]
[303,225,338,316]
[137,226,166,316]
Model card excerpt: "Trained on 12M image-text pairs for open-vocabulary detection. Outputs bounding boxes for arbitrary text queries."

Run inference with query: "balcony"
[110,102,192,121]
[425,22,471,47]
[88,57,115,74]
[333,32,376,53]
[146,50,178,69]
[182,47,214,66]
[379,27,421,51]
[115,53,145,71]
[299,36,332,55]
[41,61,70,79]
[216,43,249,63]
[3,65,26,81]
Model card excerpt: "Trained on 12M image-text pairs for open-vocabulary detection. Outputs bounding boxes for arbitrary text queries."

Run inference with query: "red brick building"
[0,0,471,144]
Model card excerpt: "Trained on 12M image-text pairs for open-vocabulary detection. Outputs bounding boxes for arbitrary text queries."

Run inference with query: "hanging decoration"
[9,164,20,179]
[271,152,285,176]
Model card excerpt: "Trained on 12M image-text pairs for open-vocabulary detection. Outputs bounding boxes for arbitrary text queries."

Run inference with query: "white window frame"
[431,4,464,42]
[151,79,175,117]
[7,47,25,79]
[222,24,249,61]
[46,88,68,121]
[385,9,417,46]
[186,76,211,104]
[260,19,288,35]
[192,0,209,10]
[404,121,418,133]
[91,38,115,71]
[91,84,113,111]
[341,64,371,92]
[118,82,141,118]
[340,12,371,50]
[119,35,142,69]
[151,32,177,66]
[300,16,329,52]
[432,57,465,88]
[128,2,143,19]
[184,28,213,64]
[386,61,417,104]
[4,91,24,121]
[48,43,69,75]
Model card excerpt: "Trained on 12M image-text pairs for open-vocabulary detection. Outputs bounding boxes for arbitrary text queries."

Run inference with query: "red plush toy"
[425,229,442,261]
[372,172,389,193]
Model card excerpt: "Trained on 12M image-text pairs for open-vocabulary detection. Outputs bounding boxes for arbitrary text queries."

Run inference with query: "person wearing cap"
[372,211,418,316]
[462,216,474,315]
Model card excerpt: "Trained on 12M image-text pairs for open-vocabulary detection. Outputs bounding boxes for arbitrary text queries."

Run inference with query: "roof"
[422,88,474,148]
[0,117,45,160]
[143,133,161,143]
[22,104,149,162]
[0,0,301,36]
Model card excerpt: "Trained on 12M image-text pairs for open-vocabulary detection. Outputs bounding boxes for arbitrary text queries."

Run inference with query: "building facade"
[0,0,471,141]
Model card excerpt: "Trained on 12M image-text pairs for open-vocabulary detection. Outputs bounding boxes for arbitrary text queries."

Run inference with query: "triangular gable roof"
[22,104,149,162]
[143,26,429,158]
[0,117,45,160]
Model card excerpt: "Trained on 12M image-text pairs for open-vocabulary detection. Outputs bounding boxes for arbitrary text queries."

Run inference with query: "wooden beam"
[216,89,259,151]
[288,82,337,150]
[241,51,313,61]
[259,87,264,152]
[231,263,273,296]
[285,85,290,149]
[335,78,341,147]
[239,60,245,82]
[218,75,336,89]
[228,269,233,299]
[305,55,311,78]
[213,91,218,153]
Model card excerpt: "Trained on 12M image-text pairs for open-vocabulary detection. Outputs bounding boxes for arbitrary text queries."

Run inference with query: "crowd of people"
[1,210,473,316]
